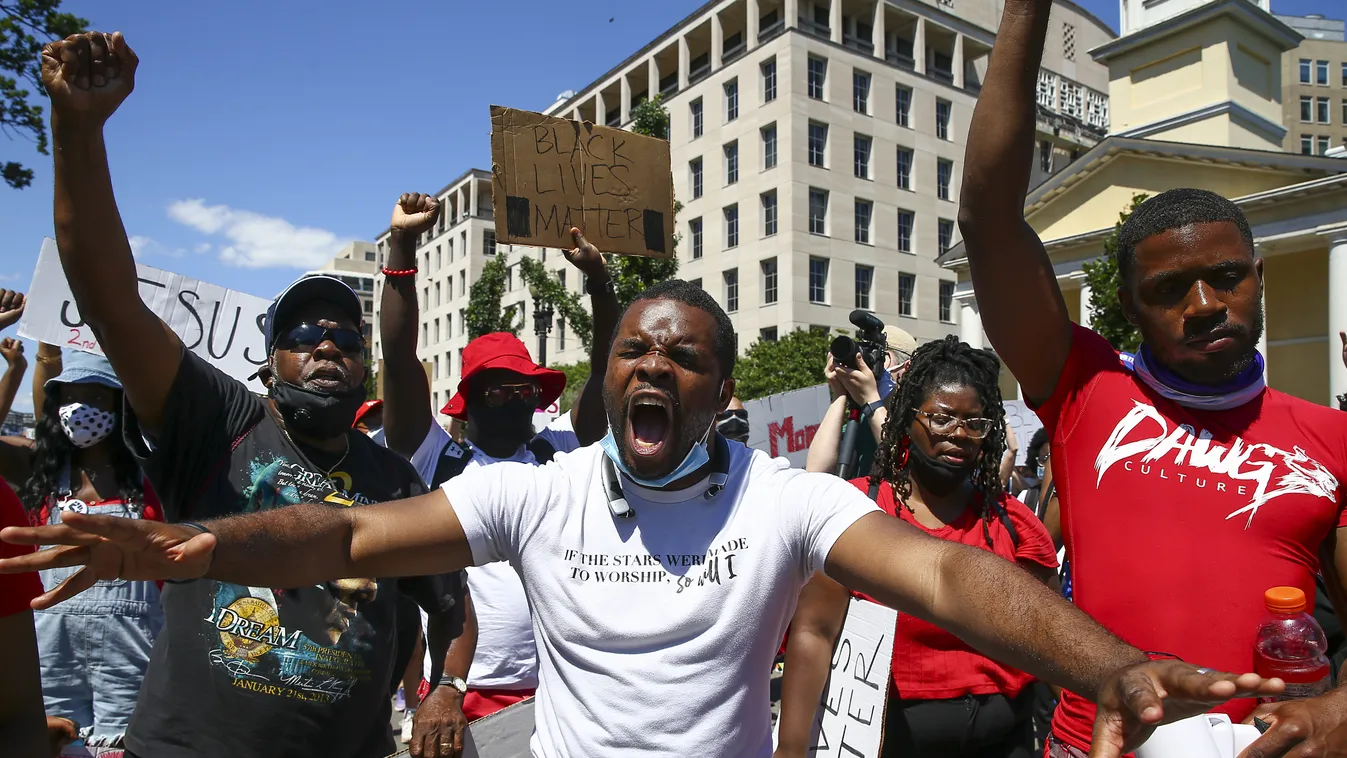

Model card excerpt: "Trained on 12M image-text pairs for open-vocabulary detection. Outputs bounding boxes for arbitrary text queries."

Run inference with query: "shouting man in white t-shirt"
[3,281,1286,758]
[376,193,618,756]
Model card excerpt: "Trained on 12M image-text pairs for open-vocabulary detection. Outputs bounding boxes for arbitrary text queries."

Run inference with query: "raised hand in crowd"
[0,339,25,369]
[0,338,27,429]
[0,290,25,332]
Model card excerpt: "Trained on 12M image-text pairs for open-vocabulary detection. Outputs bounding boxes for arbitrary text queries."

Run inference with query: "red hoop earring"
[897,436,910,469]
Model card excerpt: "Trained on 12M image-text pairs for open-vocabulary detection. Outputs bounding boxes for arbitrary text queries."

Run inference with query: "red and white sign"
[742,384,833,467]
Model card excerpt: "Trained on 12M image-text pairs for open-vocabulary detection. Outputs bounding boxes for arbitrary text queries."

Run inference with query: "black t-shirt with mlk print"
[122,350,459,758]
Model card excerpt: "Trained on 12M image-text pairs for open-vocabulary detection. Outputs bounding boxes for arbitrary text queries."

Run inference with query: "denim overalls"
[35,466,164,747]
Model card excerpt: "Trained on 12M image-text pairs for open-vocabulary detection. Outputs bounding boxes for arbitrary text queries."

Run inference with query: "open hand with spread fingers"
[392,193,442,237]
[41,31,138,127]
[0,513,216,610]
[1089,659,1284,757]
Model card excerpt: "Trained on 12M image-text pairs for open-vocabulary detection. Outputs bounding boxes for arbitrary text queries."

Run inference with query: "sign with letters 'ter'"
[489,106,675,258]
[19,237,273,394]
[775,597,898,757]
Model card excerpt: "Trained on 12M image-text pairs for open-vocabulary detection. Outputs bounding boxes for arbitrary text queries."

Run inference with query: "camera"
[829,310,889,376]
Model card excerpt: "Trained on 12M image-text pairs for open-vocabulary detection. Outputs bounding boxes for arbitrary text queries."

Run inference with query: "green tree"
[733,328,837,400]
[1081,193,1149,352]
[465,254,522,339]
[607,95,680,310]
[517,256,593,351]
[551,360,591,413]
[2,1,88,188]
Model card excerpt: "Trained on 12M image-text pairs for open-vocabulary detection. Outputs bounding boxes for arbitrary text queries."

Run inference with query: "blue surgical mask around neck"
[599,413,718,490]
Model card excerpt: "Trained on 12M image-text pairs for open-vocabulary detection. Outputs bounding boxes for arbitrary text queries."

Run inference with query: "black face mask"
[468,399,536,449]
[269,379,365,440]
[717,416,749,442]
[907,441,976,496]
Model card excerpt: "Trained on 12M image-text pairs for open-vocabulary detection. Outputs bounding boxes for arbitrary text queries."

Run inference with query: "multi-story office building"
[371,0,1114,410]
[1278,13,1347,155]
[295,241,378,343]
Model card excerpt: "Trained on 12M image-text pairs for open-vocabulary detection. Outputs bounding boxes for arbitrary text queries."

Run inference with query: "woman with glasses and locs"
[778,336,1059,758]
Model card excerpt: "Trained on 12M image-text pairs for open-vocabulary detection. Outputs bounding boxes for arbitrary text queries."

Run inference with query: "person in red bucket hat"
[353,399,384,438]
[372,193,619,754]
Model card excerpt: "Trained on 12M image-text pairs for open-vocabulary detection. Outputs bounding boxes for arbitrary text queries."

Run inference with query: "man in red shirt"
[959,1,1347,756]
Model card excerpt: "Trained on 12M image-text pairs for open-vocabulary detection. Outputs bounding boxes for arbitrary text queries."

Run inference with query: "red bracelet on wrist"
[381,266,418,277]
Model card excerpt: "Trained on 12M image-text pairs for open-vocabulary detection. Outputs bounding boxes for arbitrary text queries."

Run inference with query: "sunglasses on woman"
[916,410,994,440]
[482,382,541,408]
[276,323,366,356]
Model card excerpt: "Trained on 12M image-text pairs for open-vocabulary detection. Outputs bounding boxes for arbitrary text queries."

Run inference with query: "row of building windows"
[688,53,949,141]
[1298,134,1346,156]
[685,191,954,255]
[1298,96,1347,126]
[1298,59,1347,87]
[713,257,955,322]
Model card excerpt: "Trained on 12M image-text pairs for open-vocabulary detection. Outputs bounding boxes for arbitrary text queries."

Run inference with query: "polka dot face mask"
[58,403,116,449]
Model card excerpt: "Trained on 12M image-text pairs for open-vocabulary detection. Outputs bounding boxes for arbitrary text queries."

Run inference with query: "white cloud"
[129,235,155,258]
[193,243,211,255]
[0,273,19,282]
[167,199,351,269]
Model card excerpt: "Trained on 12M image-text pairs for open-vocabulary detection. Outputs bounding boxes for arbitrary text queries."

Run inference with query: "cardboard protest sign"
[489,106,675,258]
[743,384,833,468]
[19,238,273,394]
[774,598,897,757]
[385,697,535,758]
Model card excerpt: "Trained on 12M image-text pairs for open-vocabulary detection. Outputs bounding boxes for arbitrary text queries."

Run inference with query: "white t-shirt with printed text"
[444,441,878,757]
[409,422,579,689]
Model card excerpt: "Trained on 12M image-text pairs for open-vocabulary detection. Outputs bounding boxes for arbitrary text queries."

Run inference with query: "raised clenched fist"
[391,193,441,237]
[0,289,25,331]
[0,339,24,368]
[41,31,139,125]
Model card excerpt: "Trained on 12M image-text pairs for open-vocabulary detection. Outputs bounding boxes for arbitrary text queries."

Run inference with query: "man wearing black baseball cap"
[38,46,465,753]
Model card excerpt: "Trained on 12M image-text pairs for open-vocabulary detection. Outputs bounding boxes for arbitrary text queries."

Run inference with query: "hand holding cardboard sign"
[392,193,442,237]
[41,31,138,125]
[562,227,608,280]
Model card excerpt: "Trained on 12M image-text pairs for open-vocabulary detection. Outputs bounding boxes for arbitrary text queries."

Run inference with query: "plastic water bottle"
[1253,586,1331,702]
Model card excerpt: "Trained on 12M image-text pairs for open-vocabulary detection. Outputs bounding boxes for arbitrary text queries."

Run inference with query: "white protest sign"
[775,598,898,757]
[385,697,535,758]
[18,238,273,394]
[743,384,833,468]
[1003,400,1044,467]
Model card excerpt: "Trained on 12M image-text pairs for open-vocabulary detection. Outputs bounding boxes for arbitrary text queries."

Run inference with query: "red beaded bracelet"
[381,266,418,277]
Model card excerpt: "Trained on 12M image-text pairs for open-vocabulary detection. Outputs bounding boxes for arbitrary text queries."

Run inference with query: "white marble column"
[1079,282,1094,328]
[953,33,965,88]
[595,90,607,126]
[621,77,632,123]
[872,1,887,60]
[469,180,478,218]
[747,0,761,50]
[830,0,843,43]
[785,0,799,28]
[648,58,659,103]
[712,12,725,71]
[959,299,983,348]
[1329,236,1347,405]
[679,36,690,89]
[913,18,927,75]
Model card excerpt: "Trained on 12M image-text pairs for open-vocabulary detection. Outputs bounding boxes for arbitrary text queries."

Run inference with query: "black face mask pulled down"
[907,441,976,497]
[269,379,366,440]
[717,416,750,443]
[468,399,536,450]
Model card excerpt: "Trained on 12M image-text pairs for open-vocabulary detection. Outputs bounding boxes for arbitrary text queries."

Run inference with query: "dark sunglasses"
[276,323,365,356]
[718,409,748,421]
[482,382,541,408]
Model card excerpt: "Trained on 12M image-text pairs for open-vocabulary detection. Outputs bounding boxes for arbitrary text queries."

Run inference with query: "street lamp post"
[530,285,554,367]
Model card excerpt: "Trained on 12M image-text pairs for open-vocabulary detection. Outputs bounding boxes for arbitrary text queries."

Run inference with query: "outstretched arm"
[414,590,477,758]
[45,32,184,433]
[380,194,442,459]
[776,573,849,758]
[566,230,619,446]
[0,489,476,608]
[824,512,1280,756]
[957,0,1073,405]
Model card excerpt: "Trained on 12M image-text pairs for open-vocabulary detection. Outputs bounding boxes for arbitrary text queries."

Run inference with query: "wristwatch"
[586,276,615,297]
[443,675,469,695]
[860,399,885,418]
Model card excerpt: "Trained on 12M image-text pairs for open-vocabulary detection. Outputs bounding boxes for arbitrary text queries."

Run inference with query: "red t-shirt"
[848,477,1059,700]
[1038,325,1347,751]
[0,479,42,617]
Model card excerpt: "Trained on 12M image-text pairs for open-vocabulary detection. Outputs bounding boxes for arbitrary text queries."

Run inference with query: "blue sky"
[0,0,1338,411]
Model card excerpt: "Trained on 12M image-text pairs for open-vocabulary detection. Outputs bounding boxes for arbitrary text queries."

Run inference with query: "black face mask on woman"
[907,441,977,496]
[269,379,365,440]
[468,399,536,449]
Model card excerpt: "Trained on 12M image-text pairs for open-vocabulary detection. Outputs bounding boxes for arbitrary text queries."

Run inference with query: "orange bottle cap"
[1265,586,1307,613]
